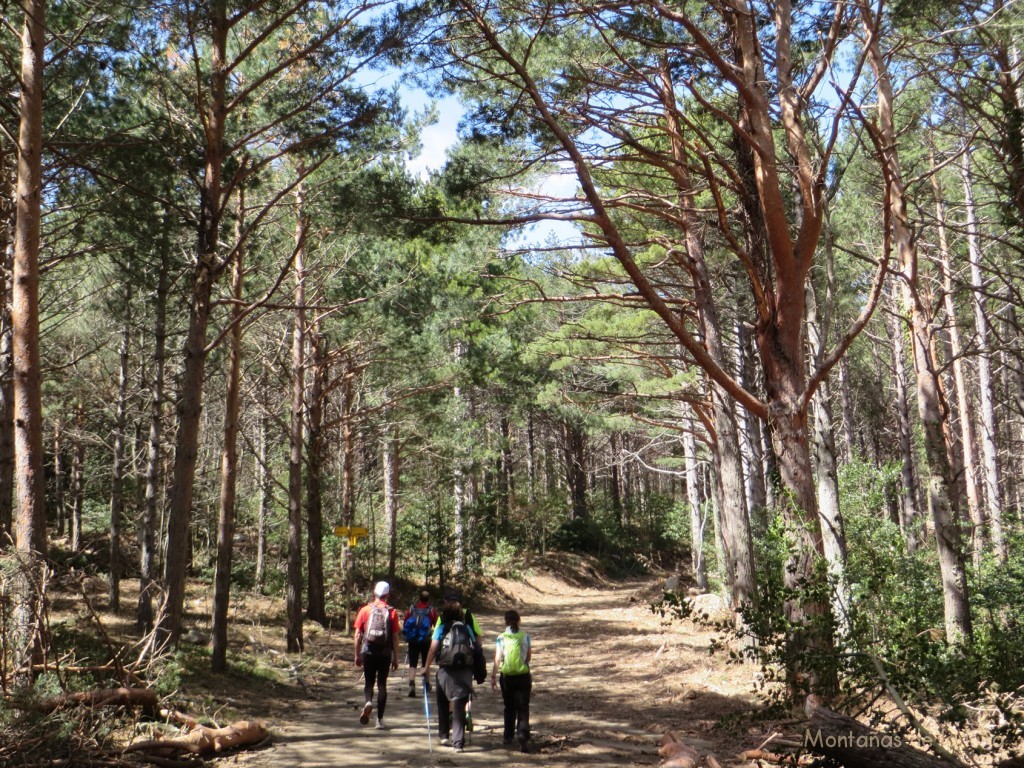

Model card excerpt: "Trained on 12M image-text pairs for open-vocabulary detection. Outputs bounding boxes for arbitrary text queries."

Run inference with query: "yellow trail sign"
[334,525,368,546]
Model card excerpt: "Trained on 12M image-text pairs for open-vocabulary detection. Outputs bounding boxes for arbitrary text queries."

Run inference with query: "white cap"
[374,581,390,598]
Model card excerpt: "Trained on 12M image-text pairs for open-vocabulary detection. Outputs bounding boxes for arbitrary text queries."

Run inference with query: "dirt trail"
[245,572,761,767]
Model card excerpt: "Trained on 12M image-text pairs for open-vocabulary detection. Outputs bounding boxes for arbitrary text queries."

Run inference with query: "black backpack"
[437,620,473,669]
[465,610,488,684]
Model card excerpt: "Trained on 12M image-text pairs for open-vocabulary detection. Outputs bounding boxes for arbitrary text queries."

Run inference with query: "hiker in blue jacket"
[423,593,478,753]
[402,588,438,697]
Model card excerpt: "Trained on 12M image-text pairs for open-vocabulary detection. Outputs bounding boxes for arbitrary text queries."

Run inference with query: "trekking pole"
[423,674,433,758]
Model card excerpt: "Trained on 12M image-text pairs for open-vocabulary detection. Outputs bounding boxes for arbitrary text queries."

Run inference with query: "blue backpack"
[403,604,433,643]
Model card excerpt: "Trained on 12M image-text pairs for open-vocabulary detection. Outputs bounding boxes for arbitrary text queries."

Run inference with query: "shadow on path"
[256,576,759,767]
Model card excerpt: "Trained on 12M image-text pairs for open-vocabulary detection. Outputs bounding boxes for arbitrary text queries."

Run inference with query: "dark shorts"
[408,640,430,667]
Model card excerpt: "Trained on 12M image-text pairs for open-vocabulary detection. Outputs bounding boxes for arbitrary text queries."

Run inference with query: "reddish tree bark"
[11,0,48,684]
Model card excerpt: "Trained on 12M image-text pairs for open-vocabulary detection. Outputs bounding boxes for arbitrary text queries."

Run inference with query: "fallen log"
[32,686,159,713]
[124,720,269,757]
[660,733,701,768]
[659,732,722,768]
[797,707,966,768]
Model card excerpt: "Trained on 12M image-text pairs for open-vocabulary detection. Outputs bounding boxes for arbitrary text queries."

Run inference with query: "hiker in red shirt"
[353,581,401,730]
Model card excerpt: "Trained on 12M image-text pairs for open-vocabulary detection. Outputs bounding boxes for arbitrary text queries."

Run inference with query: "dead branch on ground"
[659,731,723,768]
[123,719,269,757]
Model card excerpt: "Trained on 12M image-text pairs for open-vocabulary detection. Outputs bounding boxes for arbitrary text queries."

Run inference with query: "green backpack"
[499,630,529,676]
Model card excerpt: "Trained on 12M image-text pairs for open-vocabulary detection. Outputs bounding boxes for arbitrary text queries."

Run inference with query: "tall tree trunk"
[620,434,632,526]
[908,299,972,644]
[305,324,326,625]
[109,285,132,612]
[861,0,972,644]
[69,406,85,552]
[285,177,307,654]
[762,422,778,511]
[708,376,756,616]
[11,0,48,685]
[961,151,1006,562]
[887,311,922,552]
[563,419,587,520]
[498,416,512,521]
[133,417,146,515]
[452,341,468,576]
[211,192,245,673]
[340,365,356,629]
[682,413,707,590]
[806,280,848,623]
[467,393,480,571]
[1002,305,1024,520]
[0,162,13,543]
[0,318,13,547]
[544,422,558,501]
[932,155,983,568]
[760,359,834,682]
[453,456,467,576]
[836,356,858,461]
[340,366,356,530]
[526,412,537,509]
[53,420,64,538]
[138,216,169,632]
[736,322,767,527]
[161,0,229,645]
[609,432,622,524]
[255,411,268,591]
[658,62,756,615]
[383,429,399,583]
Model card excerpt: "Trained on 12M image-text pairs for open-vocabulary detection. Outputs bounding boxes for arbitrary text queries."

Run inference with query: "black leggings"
[499,672,531,743]
[362,653,391,718]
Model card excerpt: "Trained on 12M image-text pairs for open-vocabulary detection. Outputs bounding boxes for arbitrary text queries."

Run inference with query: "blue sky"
[387,75,583,248]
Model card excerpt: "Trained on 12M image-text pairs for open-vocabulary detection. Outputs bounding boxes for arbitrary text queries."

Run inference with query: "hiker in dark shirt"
[423,593,478,752]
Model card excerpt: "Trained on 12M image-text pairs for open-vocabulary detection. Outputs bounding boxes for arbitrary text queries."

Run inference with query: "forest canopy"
[2,0,1024,761]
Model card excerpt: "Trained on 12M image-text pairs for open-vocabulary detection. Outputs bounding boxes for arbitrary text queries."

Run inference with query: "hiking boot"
[440,737,451,747]
[408,682,416,697]
[518,737,529,754]
[375,718,386,730]
[359,702,373,725]
[453,743,464,753]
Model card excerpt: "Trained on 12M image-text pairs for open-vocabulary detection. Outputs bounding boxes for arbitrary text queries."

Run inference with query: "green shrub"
[483,538,525,579]
[549,516,614,554]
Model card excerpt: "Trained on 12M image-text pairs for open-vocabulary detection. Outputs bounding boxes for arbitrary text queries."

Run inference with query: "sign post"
[334,526,368,632]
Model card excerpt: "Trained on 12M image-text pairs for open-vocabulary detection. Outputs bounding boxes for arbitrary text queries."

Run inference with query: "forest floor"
[187,555,779,768]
